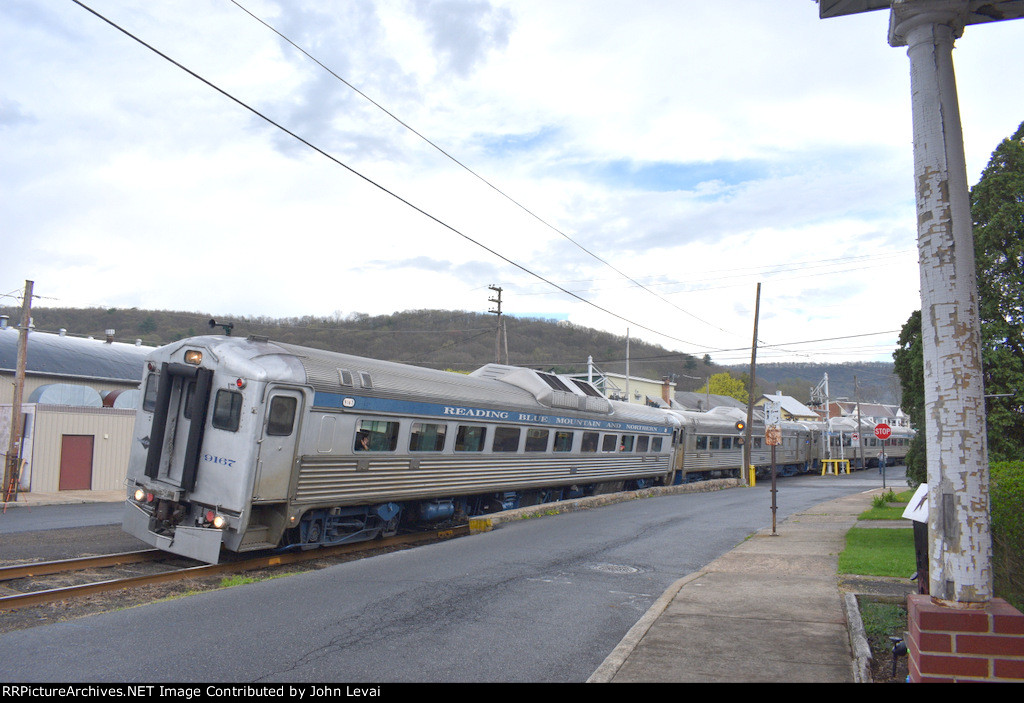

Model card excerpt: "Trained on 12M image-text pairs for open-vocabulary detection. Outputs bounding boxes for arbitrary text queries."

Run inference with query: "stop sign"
[874,423,892,440]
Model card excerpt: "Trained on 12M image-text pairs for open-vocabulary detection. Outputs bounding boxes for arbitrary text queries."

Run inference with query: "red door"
[59,435,94,491]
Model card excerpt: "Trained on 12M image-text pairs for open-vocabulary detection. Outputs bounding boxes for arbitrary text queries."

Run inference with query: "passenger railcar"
[123,335,679,563]
[824,421,913,469]
[666,407,822,481]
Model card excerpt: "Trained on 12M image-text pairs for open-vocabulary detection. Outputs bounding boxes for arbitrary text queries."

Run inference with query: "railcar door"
[253,386,305,502]
[144,362,213,492]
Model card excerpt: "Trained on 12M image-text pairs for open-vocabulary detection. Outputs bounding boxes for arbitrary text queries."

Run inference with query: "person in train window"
[355,432,370,451]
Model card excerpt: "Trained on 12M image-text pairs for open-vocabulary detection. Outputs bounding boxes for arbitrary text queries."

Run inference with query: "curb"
[843,592,874,683]
[468,478,741,533]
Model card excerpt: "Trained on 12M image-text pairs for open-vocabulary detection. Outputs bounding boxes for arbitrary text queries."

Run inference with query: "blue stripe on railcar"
[311,391,673,435]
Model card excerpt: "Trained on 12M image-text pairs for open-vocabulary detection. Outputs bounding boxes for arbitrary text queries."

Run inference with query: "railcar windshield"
[212,389,242,432]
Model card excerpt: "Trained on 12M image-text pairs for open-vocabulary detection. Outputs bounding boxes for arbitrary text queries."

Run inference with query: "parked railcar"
[123,335,679,563]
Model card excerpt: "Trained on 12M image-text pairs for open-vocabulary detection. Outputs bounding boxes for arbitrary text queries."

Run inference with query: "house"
[753,393,820,423]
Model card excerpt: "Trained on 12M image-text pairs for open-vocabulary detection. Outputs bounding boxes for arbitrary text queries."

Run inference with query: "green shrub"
[991,461,1024,610]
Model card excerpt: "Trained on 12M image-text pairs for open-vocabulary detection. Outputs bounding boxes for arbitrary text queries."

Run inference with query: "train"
[122,335,909,564]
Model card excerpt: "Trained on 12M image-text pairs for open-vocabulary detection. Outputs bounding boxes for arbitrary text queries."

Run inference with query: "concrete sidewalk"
[589,489,903,683]
[2,489,125,508]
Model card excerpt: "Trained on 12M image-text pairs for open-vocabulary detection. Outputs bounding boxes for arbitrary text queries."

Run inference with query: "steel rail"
[0,525,468,612]
[0,550,164,582]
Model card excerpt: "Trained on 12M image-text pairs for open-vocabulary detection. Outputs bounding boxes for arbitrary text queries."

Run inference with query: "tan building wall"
[602,373,675,404]
[1,404,136,493]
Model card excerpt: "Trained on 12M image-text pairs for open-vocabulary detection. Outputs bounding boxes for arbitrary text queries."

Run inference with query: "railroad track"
[0,525,469,612]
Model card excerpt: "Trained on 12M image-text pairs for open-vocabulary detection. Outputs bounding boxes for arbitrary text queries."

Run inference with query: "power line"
[72,0,725,353]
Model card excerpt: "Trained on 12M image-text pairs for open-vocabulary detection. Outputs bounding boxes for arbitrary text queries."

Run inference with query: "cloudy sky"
[2,1,1021,366]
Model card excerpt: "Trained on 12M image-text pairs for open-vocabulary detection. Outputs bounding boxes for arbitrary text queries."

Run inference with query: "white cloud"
[1,0,1020,365]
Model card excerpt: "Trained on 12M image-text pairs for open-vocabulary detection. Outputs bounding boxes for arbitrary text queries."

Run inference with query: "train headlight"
[133,488,145,502]
[184,349,203,365]
[204,510,227,529]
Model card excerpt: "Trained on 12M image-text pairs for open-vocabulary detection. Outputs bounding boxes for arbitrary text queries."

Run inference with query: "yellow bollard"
[748,464,756,486]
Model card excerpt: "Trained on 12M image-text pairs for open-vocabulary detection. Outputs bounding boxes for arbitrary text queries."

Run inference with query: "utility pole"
[4,280,33,503]
[743,282,760,487]
[854,375,866,470]
[487,285,505,365]
[625,329,631,403]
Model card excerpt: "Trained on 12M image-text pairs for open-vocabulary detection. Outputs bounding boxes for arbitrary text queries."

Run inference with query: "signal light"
[735,421,746,432]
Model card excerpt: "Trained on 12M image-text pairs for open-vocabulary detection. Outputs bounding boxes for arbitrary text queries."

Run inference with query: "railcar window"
[753,437,763,449]
[525,428,549,452]
[652,437,663,452]
[493,427,521,452]
[554,431,573,452]
[212,389,243,432]
[602,435,618,452]
[455,425,487,452]
[721,437,733,450]
[142,374,159,413]
[620,435,635,452]
[696,436,708,451]
[409,422,446,451]
[581,432,599,452]
[355,419,399,451]
[182,380,196,419]
[637,436,650,452]
[267,396,297,436]
[709,437,721,450]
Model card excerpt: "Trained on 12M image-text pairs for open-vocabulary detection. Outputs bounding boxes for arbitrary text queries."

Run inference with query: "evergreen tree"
[971,120,1024,462]
[893,311,927,485]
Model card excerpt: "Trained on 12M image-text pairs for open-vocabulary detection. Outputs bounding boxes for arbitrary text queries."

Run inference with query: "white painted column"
[891,4,992,603]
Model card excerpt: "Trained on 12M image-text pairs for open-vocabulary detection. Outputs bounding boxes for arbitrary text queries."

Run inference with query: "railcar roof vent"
[471,364,612,414]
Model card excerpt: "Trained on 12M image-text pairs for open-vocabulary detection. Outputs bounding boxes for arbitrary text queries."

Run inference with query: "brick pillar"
[907,594,1024,682]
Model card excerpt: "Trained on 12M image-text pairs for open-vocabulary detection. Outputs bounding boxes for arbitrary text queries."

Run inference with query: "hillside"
[727,361,902,406]
[1,306,901,405]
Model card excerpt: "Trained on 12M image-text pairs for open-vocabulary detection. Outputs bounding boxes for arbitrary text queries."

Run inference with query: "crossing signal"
[735,420,745,432]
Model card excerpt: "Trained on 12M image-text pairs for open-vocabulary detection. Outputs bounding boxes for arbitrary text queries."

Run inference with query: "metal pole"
[770,443,778,535]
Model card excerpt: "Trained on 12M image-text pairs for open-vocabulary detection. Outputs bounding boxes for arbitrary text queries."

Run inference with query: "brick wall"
[908,594,1024,682]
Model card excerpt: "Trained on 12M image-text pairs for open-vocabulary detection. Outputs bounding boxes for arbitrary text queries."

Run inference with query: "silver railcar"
[123,335,679,563]
[666,408,821,481]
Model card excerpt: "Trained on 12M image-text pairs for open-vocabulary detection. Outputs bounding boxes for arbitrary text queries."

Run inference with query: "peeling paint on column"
[898,9,992,604]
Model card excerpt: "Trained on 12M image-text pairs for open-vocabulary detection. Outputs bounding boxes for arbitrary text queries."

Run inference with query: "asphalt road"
[0,468,905,683]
